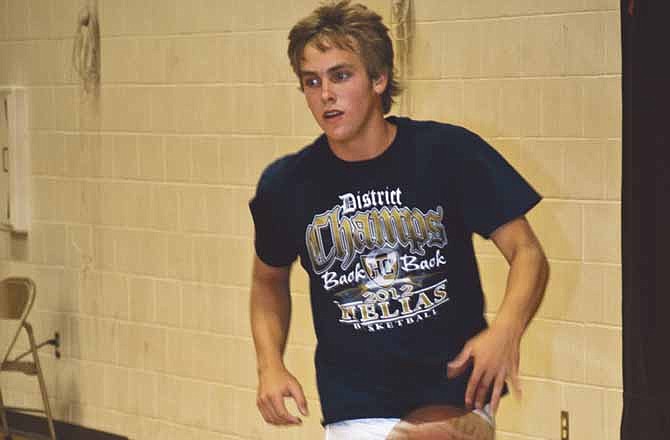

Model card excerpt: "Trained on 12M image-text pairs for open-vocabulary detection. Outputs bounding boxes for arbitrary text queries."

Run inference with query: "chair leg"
[24,324,57,440]
[0,386,11,439]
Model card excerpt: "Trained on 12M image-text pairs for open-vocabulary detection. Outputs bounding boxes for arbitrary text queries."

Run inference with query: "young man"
[249,1,549,438]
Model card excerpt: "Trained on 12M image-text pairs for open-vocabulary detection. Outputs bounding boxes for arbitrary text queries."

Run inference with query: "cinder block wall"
[0,0,622,439]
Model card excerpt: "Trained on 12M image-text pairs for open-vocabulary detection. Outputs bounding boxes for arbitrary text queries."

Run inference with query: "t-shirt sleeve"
[457,129,541,238]
[248,162,298,267]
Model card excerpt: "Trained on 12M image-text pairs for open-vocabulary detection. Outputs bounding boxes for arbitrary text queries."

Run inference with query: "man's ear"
[372,72,388,95]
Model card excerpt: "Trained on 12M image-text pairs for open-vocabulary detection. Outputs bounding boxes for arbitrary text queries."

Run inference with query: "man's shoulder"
[398,117,482,152]
[256,137,324,191]
[400,116,463,133]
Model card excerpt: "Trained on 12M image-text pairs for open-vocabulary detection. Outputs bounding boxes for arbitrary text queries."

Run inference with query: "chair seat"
[0,277,57,439]
[1,361,37,375]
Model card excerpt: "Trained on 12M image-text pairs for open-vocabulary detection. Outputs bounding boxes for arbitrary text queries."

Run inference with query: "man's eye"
[333,71,351,82]
[304,77,320,88]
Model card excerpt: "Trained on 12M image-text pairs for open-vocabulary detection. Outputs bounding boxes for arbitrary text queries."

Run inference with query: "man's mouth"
[323,110,344,119]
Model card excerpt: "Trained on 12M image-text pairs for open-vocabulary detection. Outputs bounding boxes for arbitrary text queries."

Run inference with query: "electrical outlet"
[561,411,570,440]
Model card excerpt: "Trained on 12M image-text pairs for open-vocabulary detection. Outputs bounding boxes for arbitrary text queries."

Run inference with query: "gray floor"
[6,432,49,440]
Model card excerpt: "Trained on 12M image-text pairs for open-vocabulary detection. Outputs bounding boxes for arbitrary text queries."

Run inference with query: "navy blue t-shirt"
[249,116,541,425]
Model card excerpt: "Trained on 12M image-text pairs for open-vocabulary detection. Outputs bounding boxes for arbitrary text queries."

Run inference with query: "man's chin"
[323,127,353,145]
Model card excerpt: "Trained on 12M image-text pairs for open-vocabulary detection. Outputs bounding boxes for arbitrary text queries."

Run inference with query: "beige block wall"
[0,0,622,439]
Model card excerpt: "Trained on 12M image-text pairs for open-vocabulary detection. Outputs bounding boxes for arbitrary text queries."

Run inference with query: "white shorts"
[324,405,495,440]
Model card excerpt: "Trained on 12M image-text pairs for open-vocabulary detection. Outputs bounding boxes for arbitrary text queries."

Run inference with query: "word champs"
[306,205,447,274]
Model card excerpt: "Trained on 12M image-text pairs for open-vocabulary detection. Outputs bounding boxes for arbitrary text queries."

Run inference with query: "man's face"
[299,42,387,146]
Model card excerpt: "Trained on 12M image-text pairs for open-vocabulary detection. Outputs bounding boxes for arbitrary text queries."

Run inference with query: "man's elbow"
[533,244,550,296]
[517,241,550,293]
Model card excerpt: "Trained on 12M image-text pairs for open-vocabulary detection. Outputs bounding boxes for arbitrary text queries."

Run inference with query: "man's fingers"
[464,365,483,409]
[490,371,506,414]
[257,400,272,424]
[510,357,521,386]
[508,365,522,399]
[474,370,496,410]
[271,394,301,425]
[288,381,309,416]
[447,346,473,378]
[257,395,280,425]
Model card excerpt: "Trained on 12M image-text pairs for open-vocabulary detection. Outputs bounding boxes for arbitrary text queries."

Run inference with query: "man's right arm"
[250,255,309,425]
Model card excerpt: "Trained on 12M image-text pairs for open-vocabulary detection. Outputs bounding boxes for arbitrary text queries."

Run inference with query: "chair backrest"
[0,277,36,365]
[0,277,35,321]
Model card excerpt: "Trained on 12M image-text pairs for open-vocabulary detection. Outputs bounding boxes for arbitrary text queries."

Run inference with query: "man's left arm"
[447,215,550,413]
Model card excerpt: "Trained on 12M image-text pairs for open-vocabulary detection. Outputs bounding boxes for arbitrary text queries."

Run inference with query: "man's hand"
[445,216,548,414]
[446,321,523,413]
[257,366,309,426]
[250,257,308,425]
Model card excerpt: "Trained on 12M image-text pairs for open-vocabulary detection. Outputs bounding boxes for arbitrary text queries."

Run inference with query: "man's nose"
[321,80,335,102]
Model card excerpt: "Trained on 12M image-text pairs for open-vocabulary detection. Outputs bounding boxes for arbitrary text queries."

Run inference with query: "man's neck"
[328,116,397,162]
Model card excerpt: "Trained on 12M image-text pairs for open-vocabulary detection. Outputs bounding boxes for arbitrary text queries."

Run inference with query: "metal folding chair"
[0,277,58,440]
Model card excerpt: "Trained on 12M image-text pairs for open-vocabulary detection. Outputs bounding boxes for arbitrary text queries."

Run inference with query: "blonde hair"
[288,0,401,114]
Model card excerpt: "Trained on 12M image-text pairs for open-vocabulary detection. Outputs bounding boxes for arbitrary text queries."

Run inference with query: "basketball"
[387,405,495,440]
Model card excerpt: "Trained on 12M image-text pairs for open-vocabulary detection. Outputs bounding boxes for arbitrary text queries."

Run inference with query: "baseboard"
[5,410,128,440]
